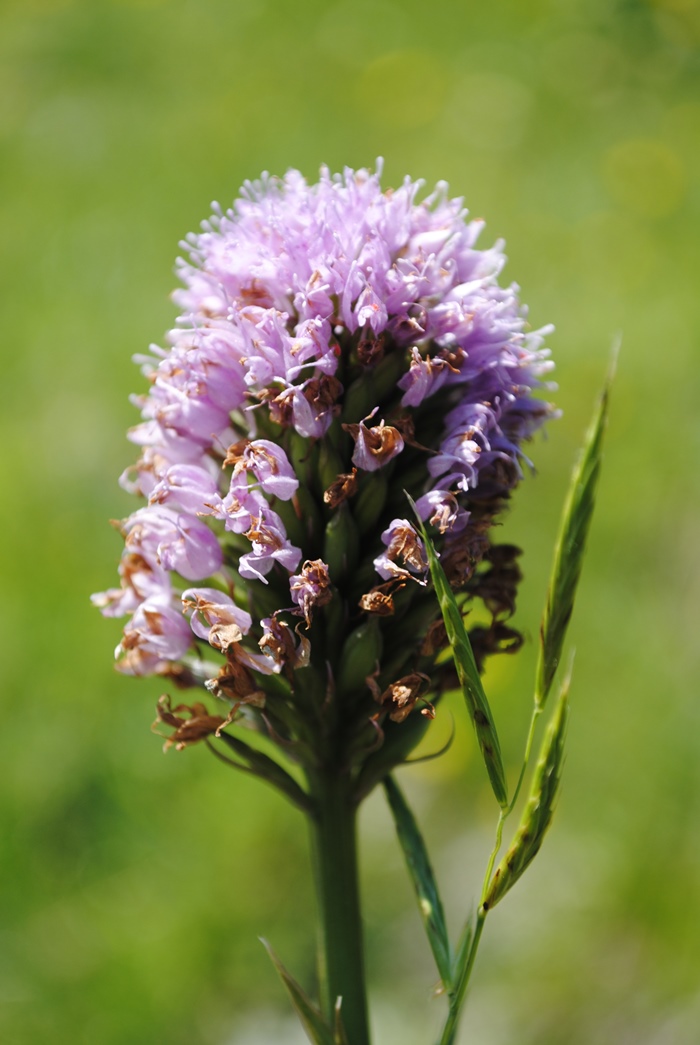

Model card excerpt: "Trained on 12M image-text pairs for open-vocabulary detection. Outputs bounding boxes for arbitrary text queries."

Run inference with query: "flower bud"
[336,619,383,697]
[352,470,388,535]
[323,504,360,585]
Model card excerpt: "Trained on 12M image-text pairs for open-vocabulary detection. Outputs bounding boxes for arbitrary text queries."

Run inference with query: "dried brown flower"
[323,467,358,508]
[152,695,228,752]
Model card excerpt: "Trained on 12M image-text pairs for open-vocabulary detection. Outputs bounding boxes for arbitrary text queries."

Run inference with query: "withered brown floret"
[152,695,228,752]
[323,467,358,508]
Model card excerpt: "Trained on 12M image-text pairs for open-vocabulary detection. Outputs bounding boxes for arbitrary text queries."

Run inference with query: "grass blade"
[384,774,453,989]
[482,669,570,912]
[261,939,336,1045]
[437,910,484,1045]
[408,495,508,808]
[333,997,350,1045]
[536,352,615,707]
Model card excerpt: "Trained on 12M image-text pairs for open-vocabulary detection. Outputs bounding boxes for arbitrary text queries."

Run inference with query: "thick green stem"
[308,771,371,1045]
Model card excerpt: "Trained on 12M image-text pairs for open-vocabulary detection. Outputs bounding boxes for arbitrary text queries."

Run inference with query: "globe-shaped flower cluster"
[94,163,554,779]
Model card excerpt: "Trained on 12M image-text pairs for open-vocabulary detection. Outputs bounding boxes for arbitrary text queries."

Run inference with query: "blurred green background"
[2,0,699,1042]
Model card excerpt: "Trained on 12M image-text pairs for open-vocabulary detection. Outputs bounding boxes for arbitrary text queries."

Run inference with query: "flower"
[290,559,333,626]
[94,162,554,771]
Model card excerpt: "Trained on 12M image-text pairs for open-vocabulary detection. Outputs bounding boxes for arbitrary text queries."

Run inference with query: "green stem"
[439,910,487,1045]
[308,770,371,1045]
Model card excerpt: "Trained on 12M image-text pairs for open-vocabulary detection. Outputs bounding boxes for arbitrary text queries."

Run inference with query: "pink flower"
[343,415,405,473]
[116,595,193,674]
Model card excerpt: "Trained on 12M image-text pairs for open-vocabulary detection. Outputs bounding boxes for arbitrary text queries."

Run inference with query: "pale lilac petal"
[116,595,193,666]
[156,514,223,580]
[181,587,252,635]
[239,440,299,501]
[149,464,221,514]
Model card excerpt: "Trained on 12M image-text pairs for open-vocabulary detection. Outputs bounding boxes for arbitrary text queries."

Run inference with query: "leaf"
[437,909,483,1045]
[384,775,452,989]
[482,670,570,911]
[450,916,473,992]
[536,351,615,707]
[449,915,476,1003]
[408,495,508,808]
[214,732,313,814]
[333,998,350,1045]
[261,939,336,1045]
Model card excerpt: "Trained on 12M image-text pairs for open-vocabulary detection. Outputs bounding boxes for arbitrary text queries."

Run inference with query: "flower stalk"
[308,769,370,1045]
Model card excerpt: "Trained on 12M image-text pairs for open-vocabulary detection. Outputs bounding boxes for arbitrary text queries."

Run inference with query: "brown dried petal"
[256,386,294,427]
[323,468,358,508]
[152,694,227,752]
[420,618,448,656]
[358,589,395,616]
[222,438,251,468]
[440,522,492,588]
[485,543,523,567]
[158,662,202,689]
[386,524,428,573]
[357,332,385,366]
[207,621,245,651]
[469,622,524,674]
[437,346,466,370]
[206,657,266,705]
[389,414,436,454]
[390,414,415,440]
[375,672,434,723]
[258,616,310,673]
[290,559,333,626]
[303,374,343,414]
[467,543,523,619]
[342,419,404,468]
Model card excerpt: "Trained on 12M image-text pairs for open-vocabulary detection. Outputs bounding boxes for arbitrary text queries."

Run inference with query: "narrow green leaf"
[216,732,313,814]
[449,915,473,1002]
[261,939,336,1045]
[438,909,484,1045]
[536,352,615,707]
[333,998,350,1045]
[482,671,570,911]
[408,495,508,808]
[384,775,453,989]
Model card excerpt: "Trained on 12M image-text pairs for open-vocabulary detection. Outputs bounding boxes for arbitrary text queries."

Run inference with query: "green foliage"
[261,939,337,1045]
[536,353,615,708]
[383,775,452,990]
[438,912,484,1045]
[428,366,608,1042]
[211,733,313,814]
[483,673,570,911]
[409,496,509,808]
